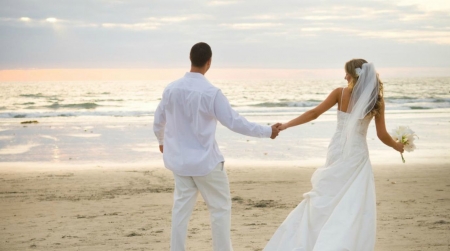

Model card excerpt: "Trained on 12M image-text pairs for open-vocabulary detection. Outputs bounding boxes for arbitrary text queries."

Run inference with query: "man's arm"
[153,100,166,153]
[213,90,280,139]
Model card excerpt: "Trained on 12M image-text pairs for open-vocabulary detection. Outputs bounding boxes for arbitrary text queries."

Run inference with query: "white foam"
[106,125,126,128]
[0,144,39,155]
[40,135,59,141]
[66,134,101,138]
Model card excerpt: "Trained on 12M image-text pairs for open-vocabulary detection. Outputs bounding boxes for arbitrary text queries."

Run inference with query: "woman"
[263,59,404,251]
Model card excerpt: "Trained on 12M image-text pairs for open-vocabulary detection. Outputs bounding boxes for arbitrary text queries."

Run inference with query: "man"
[153,42,281,251]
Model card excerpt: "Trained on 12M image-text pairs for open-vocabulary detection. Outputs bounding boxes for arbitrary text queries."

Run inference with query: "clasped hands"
[270,123,288,139]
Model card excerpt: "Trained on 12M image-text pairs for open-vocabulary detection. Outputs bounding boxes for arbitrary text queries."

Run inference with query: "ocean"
[1,77,450,119]
[0,77,449,166]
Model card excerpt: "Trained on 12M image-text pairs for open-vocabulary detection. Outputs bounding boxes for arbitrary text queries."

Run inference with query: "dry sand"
[1,163,449,251]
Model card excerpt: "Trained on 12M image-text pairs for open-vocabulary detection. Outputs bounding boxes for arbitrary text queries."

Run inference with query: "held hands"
[270,122,290,139]
[270,123,282,139]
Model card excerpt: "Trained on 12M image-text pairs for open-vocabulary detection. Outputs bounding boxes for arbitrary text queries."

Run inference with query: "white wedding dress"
[264,110,376,251]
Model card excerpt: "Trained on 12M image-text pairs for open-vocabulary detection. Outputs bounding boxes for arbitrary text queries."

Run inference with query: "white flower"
[390,126,418,163]
[390,126,417,152]
[404,142,416,152]
[355,68,362,76]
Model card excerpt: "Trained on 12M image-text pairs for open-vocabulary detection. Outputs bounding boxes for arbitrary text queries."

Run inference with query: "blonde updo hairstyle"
[345,59,384,117]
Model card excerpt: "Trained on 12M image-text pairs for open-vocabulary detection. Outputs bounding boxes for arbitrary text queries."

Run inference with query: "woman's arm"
[375,100,404,153]
[280,88,341,130]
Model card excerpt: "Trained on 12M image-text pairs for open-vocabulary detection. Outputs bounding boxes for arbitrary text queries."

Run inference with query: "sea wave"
[22,102,35,105]
[385,96,416,100]
[94,99,124,102]
[25,102,102,110]
[250,97,450,108]
[19,93,64,101]
[19,93,45,98]
[250,100,320,107]
[1,106,449,119]
[0,110,153,118]
[385,97,450,104]
[409,106,432,110]
[86,92,110,95]
[431,98,450,103]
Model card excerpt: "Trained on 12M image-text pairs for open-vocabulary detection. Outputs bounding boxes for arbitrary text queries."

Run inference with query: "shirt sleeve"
[153,98,166,145]
[213,90,272,138]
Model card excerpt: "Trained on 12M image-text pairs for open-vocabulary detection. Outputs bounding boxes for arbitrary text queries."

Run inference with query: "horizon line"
[1,67,449,81]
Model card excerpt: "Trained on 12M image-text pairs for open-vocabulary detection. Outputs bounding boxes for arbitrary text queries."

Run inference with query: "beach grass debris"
[232,196,244,203]
[251,199,276,208]
[20,120,38,124]
[126,232,143,237]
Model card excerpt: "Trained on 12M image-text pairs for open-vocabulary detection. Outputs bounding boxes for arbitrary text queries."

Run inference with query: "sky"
[0,0,449,80]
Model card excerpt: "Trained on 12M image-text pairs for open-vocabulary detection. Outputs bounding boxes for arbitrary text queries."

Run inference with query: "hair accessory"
[355,67,362,77]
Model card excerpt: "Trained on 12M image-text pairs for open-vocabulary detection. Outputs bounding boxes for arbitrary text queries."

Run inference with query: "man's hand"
[270,123,282,139]
[159,145,163,153]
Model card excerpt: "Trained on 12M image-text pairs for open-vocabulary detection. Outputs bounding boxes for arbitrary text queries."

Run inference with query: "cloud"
[358,30,450,44]
[221,22,283,30]
[0,0,449,69]
[208,1,240,6]
[101,22,159,30]
[397,0,450,12]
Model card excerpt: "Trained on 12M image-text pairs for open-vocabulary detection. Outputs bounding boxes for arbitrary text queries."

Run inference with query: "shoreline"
[1,163,449,250]
[1,107,450,122]
[1,108,449,165]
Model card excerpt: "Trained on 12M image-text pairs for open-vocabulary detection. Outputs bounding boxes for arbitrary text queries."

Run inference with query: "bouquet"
[390,126,418,163]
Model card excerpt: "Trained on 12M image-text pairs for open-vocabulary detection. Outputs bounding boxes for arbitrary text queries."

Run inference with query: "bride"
[264,59,404,251]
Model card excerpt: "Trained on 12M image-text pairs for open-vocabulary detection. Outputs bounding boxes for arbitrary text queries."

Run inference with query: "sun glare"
[20,17,31,22]
[46,17,57,23]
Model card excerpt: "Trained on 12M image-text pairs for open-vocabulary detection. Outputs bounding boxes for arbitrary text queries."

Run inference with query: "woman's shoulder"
[332,87,344,95]
[334,86,351,92]
[333,87,351,98]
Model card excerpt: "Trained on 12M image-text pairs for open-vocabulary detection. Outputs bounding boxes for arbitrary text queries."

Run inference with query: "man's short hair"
[190,42,212,67]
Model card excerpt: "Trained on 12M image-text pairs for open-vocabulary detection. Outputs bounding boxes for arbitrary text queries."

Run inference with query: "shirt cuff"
[263,125,272,138]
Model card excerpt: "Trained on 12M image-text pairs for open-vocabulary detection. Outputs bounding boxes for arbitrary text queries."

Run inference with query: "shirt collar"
[185,72,207,79]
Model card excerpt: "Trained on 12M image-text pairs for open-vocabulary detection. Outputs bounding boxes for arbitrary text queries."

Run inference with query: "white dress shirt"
[153,72,272,176]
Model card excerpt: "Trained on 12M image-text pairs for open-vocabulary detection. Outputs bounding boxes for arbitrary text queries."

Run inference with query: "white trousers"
[170,162,233,251]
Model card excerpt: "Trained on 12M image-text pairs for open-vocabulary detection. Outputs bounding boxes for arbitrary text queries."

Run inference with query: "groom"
[153,42,281,251]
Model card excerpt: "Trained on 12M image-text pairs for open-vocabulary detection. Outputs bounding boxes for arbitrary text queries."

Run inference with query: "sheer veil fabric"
[341,63,379,158]
[263,63,380,251]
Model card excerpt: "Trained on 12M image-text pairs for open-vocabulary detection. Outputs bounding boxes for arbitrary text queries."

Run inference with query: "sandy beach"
[1,163,449,251]
[1,82,448,251]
